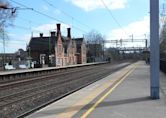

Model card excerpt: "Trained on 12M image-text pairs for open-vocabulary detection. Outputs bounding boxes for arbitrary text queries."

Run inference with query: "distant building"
[0,49,28,70]
[0,53,15,68]
[86,43,104,62]
[74,38,87,64]
[28,24,86,67]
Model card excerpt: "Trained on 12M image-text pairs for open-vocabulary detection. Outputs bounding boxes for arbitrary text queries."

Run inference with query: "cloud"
[0,33,31,53]
[54,9,61,15]
[106,16,150,47]
[2,22,73,53]
[42,5,49,11]
[66,0,127,11]
[107,16,149,40]
[32,23,70,36]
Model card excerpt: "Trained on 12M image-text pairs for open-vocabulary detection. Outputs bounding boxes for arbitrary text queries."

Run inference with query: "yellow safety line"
[55,62,138,118]
[81,65,137,118]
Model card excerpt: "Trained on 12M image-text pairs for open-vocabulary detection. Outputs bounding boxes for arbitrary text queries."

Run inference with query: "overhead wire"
[8,23,41,33]
[100,0,128,36]
[9,0,87,34]
[9,0,64,23]
[17,16,43,26]
[15,17,70,34]
[42,0,91,29]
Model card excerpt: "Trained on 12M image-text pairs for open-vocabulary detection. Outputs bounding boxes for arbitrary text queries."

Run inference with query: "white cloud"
[32,23,70,36]
[0,33,31,53]
[106,16,150,47]
[107,16,149,40]
[3,23,73,53]
[42,5,49,11]
[54,9,61,15]
[66,0,127,11]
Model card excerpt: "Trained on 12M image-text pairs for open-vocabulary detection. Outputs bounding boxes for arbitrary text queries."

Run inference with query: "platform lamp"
[48,32,51,66]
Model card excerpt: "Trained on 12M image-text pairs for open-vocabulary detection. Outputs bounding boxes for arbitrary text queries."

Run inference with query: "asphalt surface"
[26,61,166,118]
[74,62,166,118]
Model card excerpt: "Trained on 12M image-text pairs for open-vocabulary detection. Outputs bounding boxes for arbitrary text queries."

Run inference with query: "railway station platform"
[26,61,166,118]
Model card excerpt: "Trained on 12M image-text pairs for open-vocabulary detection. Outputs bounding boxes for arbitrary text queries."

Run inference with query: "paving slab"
[26,61,166,118]
[74,62,166,118]
[26,62,136,118]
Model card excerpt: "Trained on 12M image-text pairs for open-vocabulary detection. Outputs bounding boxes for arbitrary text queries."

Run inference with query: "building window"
[83,57,86,63]
[58,45,63,55]
[58,58,60,64]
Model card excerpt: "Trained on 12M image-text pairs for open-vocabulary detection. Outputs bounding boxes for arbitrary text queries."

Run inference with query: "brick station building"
[28,24,86,67]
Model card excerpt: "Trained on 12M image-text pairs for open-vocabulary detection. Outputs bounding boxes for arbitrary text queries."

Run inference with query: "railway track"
[0,62,131,118]
[0,64,101,84]
[0,65,102,90]
[0,64,111,97]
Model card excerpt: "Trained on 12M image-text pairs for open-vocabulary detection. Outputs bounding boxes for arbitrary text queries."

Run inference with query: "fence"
[160,59,166,73]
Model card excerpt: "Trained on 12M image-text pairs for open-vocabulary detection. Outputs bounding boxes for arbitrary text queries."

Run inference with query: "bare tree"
[0,0,16,34]
[85,30,105,44]
[0,0,16,69]
[85,30,105,62]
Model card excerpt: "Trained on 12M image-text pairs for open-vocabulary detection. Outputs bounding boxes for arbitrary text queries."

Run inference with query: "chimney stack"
[67,28,71,38]
[57,23,61,36]
[40,33,43,37]
[50,31,56,37]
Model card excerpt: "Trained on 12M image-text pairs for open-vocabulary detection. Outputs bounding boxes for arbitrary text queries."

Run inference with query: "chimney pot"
[50,31,56,37]
[40,33,43,37]
[57,24,61,32]
[67,28,71,38]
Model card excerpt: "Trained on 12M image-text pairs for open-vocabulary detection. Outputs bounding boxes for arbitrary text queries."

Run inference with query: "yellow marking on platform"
[56,63,138,118]
[55,82,113,118]
[81,65,137,118]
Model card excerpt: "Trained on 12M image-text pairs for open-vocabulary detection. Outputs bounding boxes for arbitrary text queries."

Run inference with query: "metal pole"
[28,46,31,68]
[48,35,51,65]
[145,39,148,49]
[2,23,5,70]
[49,36,51,55]
[150,0,160,99]
[29,47,31,57]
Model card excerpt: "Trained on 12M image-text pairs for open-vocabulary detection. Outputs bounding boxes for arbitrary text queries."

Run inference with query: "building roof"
[73,38,84,43]
[28,35,84,54]
[28,36,57,53]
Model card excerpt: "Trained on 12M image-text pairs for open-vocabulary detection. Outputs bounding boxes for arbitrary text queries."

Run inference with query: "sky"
[0,0,165,53]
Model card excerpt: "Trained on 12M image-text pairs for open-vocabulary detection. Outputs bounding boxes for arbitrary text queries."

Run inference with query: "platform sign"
[150,0,160,99]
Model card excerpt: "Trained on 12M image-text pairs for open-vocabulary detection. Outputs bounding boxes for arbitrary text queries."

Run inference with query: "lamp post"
[1,22,6,70]
[0,4,6,70]
[27,46,32,68]
[48,33,51,66]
